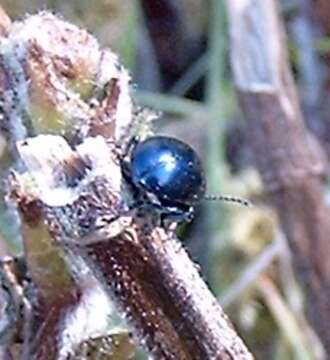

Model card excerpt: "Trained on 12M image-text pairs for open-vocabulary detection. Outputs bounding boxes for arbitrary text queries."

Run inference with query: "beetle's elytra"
[121,136,206,224]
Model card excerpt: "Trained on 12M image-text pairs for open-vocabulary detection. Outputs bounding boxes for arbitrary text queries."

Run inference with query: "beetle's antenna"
[205,195,252,207]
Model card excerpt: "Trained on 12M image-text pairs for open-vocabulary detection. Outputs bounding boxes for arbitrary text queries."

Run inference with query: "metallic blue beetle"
[121,136,206,224]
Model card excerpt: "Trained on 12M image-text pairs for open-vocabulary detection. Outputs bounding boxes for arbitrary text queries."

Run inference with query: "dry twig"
[226,0,330,353]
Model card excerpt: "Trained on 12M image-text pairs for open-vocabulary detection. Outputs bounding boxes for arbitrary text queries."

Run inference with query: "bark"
[226,0,330,353]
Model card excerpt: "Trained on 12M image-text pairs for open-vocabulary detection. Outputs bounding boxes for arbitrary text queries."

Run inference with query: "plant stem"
[206,0,229,253]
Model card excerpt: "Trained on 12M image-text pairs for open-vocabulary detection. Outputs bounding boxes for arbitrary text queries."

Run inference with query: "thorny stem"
[13,133,254,360]
[80,225,253,359]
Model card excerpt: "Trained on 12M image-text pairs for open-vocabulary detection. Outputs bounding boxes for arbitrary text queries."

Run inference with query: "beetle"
[121,136,206,225]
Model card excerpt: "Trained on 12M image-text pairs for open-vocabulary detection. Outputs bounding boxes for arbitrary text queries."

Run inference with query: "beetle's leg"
[160,206,195,229]
[123,136,140,158]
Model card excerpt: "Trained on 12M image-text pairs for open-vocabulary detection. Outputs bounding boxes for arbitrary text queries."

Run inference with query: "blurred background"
[1,0,330,359]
